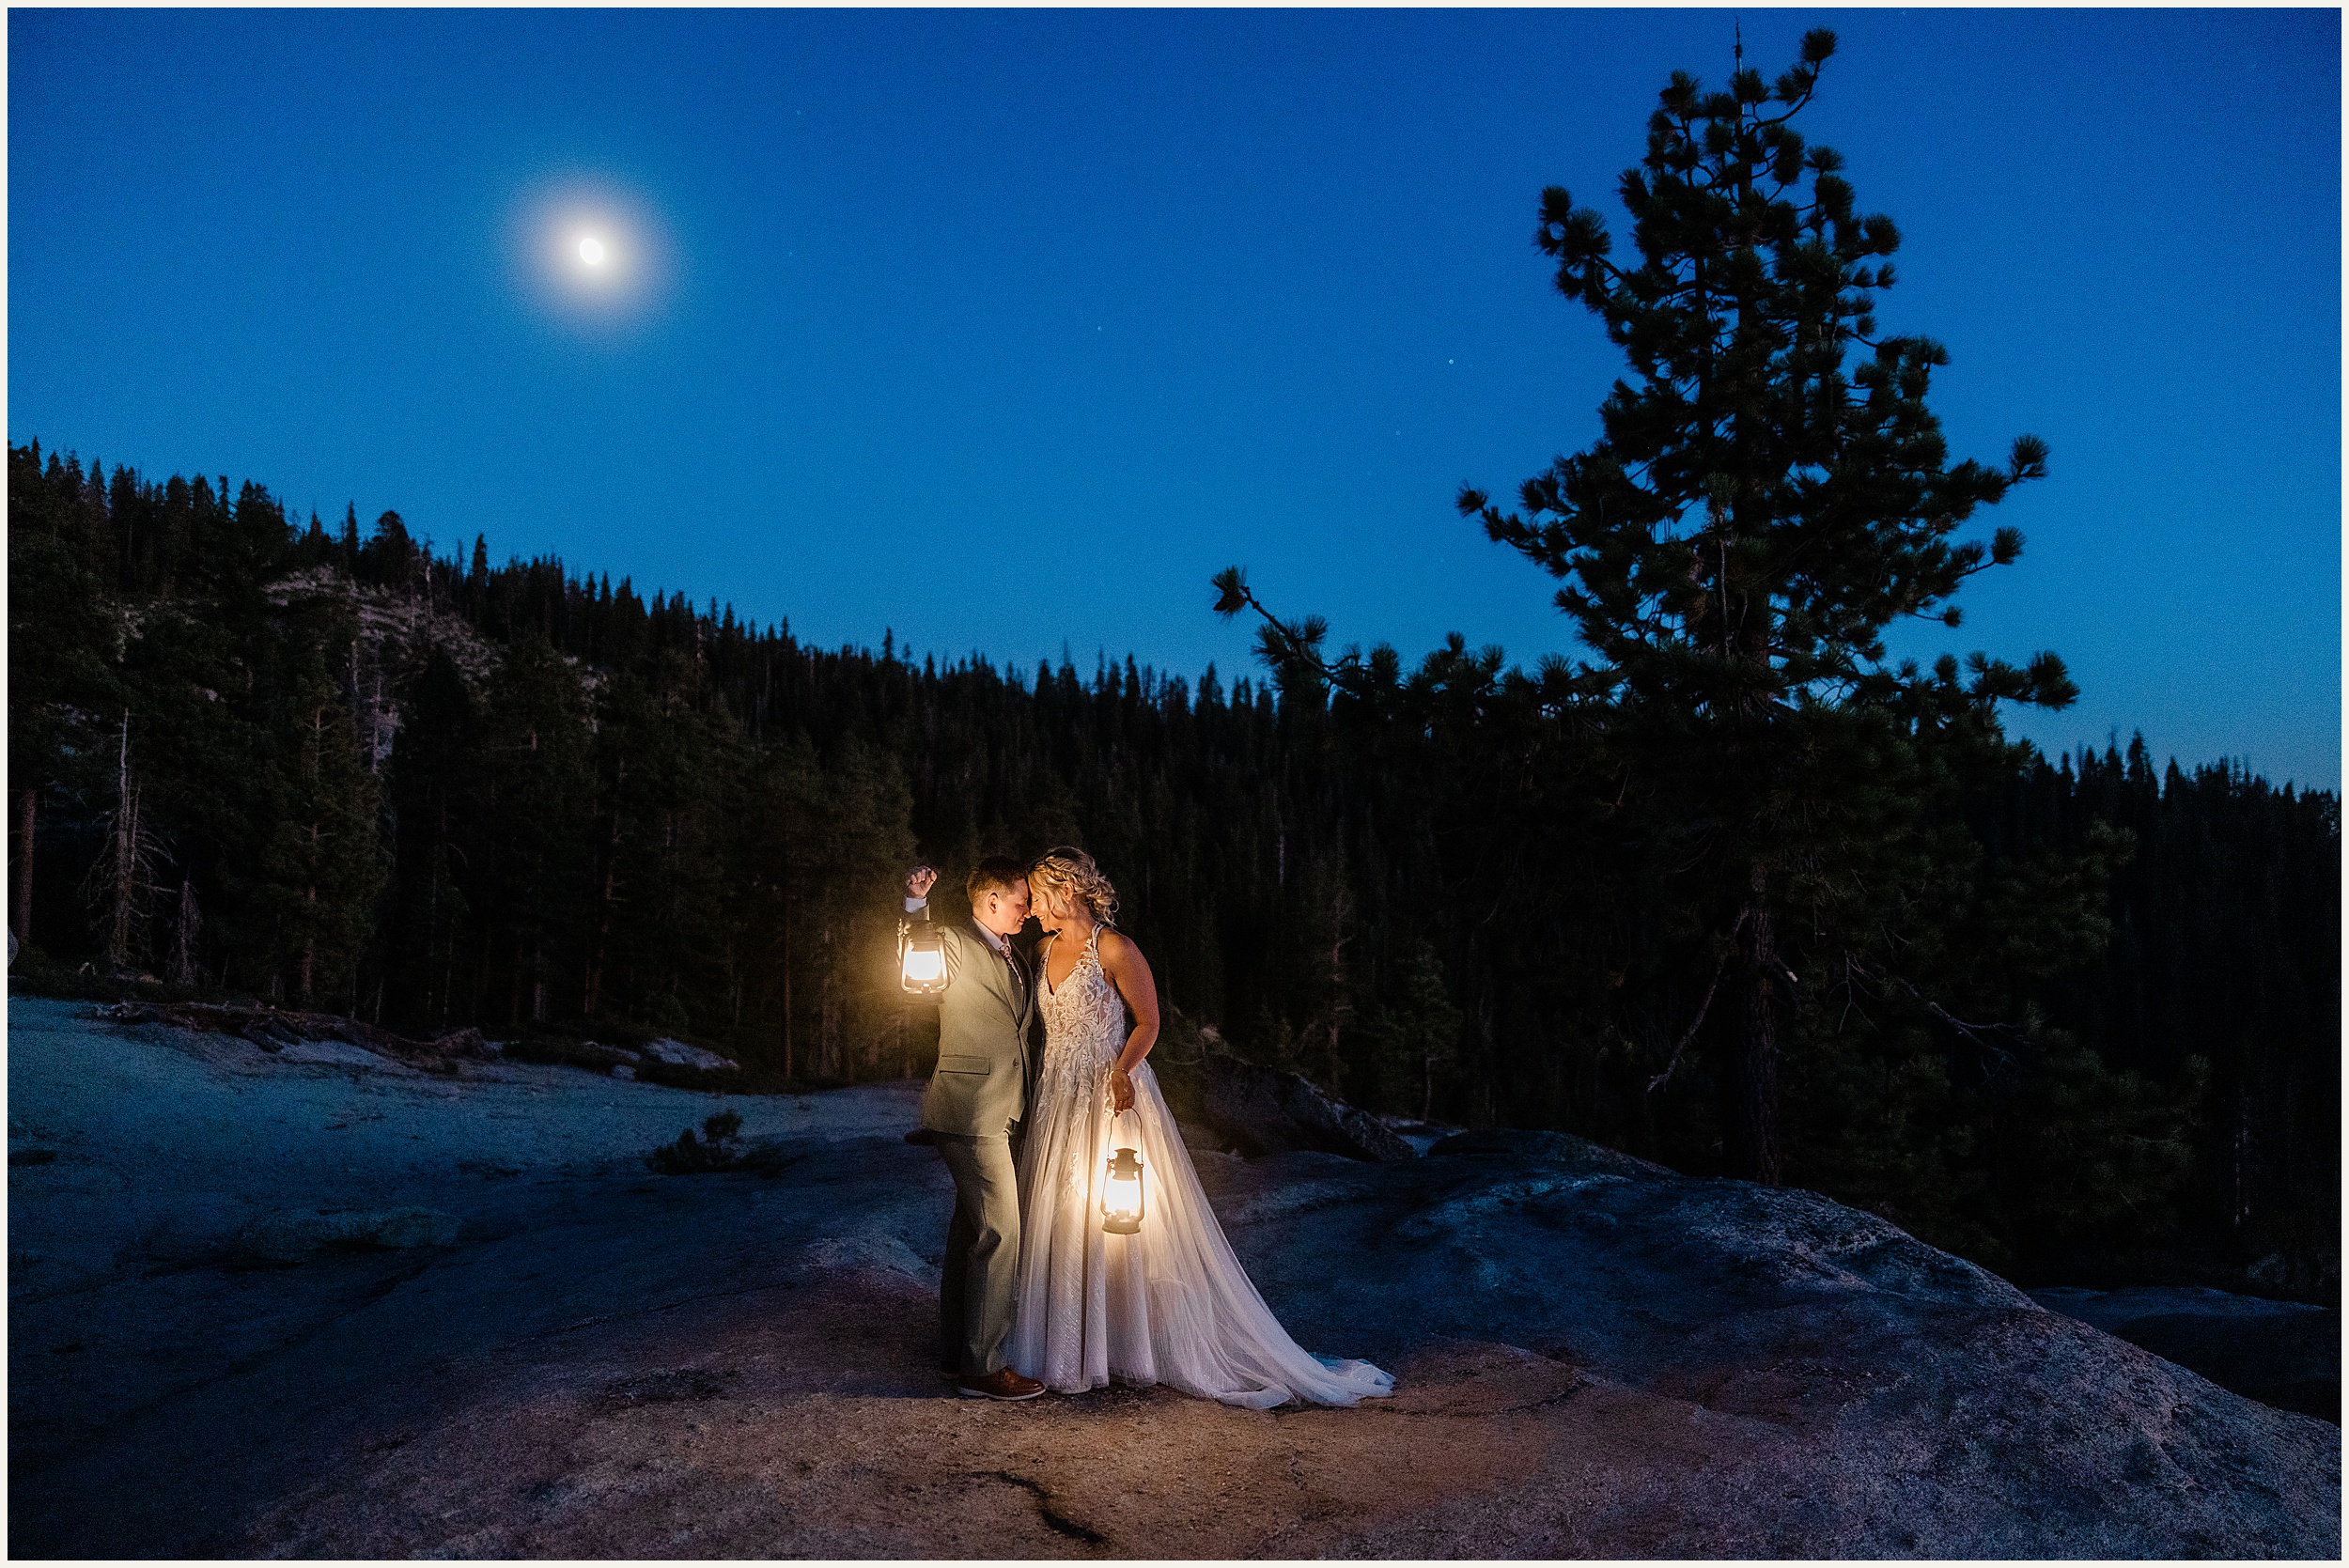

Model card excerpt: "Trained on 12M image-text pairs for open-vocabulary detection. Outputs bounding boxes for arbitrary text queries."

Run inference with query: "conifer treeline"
[8,441,2337,1296]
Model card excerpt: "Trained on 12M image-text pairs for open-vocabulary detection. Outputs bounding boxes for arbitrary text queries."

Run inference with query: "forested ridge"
[8,438,2335,1300]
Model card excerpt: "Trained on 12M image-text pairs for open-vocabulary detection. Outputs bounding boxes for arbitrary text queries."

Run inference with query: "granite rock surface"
[1194,1052,1415,1161]
[8,997,2335,1558]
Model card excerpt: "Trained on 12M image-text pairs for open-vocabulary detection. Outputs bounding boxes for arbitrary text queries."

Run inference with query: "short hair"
[966,856,1028,904]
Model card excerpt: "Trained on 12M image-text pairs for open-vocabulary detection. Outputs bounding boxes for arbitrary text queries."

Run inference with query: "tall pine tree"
[1453,29,2076,1182]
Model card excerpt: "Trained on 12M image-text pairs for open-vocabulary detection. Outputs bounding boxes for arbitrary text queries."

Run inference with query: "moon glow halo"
[507,177,671,329]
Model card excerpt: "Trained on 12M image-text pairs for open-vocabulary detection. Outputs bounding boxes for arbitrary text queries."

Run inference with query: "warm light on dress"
[899,922,948,997]
[1102,1143,1145,1234]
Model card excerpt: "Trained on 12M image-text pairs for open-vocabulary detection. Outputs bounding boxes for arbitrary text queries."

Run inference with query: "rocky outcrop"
[261,565,509,770]
[639,1037,739,1072]
[2032,1284,2340,1423]
[96,1000,490,1072]
[1196,1052,1414,1161]
[1209,1130,2339,1557]
[11,998,2336,1559]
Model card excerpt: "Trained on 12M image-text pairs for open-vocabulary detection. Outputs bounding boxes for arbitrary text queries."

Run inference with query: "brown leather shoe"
[957,1366,1046,1401]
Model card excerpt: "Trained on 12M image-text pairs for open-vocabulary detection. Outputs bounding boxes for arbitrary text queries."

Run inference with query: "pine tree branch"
[1647,907,1750,1094]
[1209,567,1357,695]
[1844,953,2024,1073]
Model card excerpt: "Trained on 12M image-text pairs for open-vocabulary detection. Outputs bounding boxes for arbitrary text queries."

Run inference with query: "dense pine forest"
[9,439,2335,1302]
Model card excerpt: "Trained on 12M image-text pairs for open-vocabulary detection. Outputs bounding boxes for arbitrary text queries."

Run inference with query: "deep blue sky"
[11,8,2340,790]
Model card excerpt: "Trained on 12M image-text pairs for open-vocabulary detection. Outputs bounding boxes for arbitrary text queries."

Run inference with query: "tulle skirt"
[1007,1052,1393,1408]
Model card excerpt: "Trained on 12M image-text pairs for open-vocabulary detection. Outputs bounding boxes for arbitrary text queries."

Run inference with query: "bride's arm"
[1098,932,1160,1112]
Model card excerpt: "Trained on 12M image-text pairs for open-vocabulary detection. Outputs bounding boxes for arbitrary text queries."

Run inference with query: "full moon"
[514,178,668,322]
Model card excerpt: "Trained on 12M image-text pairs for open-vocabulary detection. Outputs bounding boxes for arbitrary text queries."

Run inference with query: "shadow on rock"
[2032,1285,2341,1424]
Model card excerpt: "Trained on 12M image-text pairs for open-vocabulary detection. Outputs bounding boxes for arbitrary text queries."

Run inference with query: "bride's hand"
[1108,1068,1135,1113]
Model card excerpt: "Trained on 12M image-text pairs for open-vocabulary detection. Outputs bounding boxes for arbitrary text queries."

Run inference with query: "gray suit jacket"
[916,915,1036,1138]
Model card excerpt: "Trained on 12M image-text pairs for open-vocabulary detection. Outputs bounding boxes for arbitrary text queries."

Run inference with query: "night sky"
[10,8,2339,789]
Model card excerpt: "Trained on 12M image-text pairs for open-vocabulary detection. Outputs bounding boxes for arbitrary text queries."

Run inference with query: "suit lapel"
[998,930,1034,1071]
[967,920,1014,1010]
[967,922,1034,1083]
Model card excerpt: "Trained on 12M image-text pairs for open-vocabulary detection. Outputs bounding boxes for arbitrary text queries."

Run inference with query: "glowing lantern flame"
[1103,1143,1145,1234]
[899,922,949,997]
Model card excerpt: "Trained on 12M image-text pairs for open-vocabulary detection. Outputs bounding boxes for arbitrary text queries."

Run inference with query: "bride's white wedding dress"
[1007,926,1393,1408]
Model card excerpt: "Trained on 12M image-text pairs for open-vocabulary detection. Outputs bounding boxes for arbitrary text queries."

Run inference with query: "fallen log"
[97,1001,491,1075]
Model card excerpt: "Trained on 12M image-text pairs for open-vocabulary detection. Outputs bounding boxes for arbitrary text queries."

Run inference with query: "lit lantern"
[898,920,948,997]
[1102,1143,1145,1234]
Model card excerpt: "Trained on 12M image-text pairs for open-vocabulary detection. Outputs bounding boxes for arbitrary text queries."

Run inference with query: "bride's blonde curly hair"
[1027,846,1119,928]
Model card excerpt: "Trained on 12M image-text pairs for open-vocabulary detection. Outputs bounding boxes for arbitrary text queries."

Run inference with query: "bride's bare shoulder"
[1097,927,1150,970]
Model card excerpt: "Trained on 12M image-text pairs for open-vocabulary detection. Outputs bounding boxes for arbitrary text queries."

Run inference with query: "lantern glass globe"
[1102,1146,1145,1234]
[898,922,951,997]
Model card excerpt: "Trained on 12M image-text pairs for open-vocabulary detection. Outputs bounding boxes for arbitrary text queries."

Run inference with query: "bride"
[1006,846,1393,1408]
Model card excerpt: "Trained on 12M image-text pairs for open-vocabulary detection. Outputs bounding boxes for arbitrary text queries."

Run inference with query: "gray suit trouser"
[934,1132,1020,1377]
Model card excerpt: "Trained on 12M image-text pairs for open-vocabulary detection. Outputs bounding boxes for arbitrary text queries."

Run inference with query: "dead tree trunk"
[1323,877,1351,1094]
[300,887,317,1000]
[95,715,161,971]
[1729,863,1784,1187]
[779,810,795,1081]
[584,759,625,1017]
[817,919,841,1081]
[14,786,35,947]
[508,934,526,1028]
[111,722,134,966]
[168,878,201,986]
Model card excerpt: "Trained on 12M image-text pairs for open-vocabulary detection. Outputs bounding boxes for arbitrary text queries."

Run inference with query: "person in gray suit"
[902,857,1047,1402]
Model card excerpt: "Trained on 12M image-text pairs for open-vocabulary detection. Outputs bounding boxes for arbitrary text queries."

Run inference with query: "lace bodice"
[1038,930,1127,1074]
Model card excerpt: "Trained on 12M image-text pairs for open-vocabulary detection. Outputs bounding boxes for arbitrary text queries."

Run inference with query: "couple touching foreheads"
[903,846,1393,1407]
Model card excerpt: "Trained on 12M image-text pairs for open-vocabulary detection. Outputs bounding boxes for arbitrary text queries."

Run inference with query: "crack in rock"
[971,1469,1107,1545]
